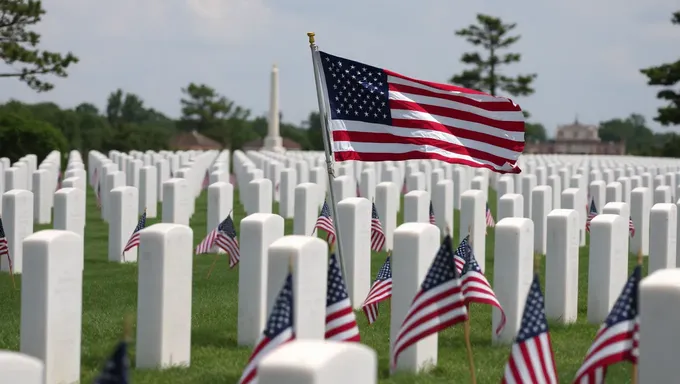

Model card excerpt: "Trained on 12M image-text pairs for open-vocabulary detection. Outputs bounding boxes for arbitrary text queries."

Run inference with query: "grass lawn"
[0,185,644,383]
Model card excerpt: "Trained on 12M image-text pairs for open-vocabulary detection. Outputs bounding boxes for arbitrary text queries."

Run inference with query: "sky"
[0,0,678,136]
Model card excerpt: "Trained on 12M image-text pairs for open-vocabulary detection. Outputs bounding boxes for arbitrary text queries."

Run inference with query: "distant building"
[524,119,625,155]
[242,137,302,151]
[170,130,222,150]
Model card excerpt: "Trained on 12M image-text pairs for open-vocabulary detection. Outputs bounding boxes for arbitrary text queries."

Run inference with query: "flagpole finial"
[307,32,315,45]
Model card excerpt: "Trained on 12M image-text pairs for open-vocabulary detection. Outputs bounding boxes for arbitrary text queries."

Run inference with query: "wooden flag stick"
[7,260,16,290]
[205,254,220,279]
[461,225,477,384]
[123,313,133,342]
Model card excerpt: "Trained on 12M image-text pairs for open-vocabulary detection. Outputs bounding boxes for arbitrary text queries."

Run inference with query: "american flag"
[201,171,209,189]
[459,240,506,335]
[356,182,361,197]
[453,235,470,275]
[195,215,231,255]
[93,341,130,384]
[486,203,495,228]
[390,235,468,368]
[239,273,295,384]
[123,211,147,253]
[572,265,640,384]
[317,51,524,174]
[56,170,62,191]
[0,216,12,273]
[429,201,436,225]
[361,256,392,324]
[315,200,336,245]
[586,198,598,233]
[502,274,558,384]
[370,202,386,251]
[214,215,240,268]
[628,216,636,237]
[325,253,361,342]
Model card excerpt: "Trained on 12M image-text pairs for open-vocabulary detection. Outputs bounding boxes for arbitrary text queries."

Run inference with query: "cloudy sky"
[0,0,678,135]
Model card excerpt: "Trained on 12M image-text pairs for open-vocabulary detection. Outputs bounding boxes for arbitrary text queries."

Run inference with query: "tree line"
[0,2,678,161]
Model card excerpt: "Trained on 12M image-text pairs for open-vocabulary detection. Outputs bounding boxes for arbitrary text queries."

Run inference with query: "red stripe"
[332,131,516,166]
[388,88,524,132]
[385,70,522,111]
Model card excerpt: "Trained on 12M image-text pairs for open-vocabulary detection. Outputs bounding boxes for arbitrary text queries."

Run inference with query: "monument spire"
[264,64,283,151]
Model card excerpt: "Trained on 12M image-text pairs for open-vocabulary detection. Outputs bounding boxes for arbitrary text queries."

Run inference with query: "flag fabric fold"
[239,274,295,384]
[214,215,241,268]
[315,200,336,245]
[586,198,598,233]
[325,253,361,342]
[572,265,641,384]
[361,256,392,324]
[123,211,147,253]
[316,50,525,174]
[370,202,386,252]
[502,274,558,384]
[429,201,436,225]
[92,341,130,384]
[0,217,13,274]
[390,235,467,369]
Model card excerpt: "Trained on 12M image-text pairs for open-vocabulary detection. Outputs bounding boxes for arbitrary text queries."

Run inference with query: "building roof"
[170,130,222,150]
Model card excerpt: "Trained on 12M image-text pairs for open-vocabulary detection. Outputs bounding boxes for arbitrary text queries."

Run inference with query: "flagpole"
[307,32,348,279]
[462,226,477,384]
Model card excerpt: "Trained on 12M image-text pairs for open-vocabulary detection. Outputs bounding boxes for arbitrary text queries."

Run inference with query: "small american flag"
[317,51,524,173]
[356,183,360,197]
[201,171,209,189]
[453,235,470,275]
[93,341,130,384]
[56,170,62,191]
[361,256,392,324]
[586,198,598,233]
[429,201,436,225]
[572,265,640,384]
[390,235,467,368]
[459,240,506,335]
[195,215,231,255]
[629,216,636,237]
[96,181,102,209]
[0,216,13,273]
[239,273,295,384]
[214,215,240,268]
[315,200,336,245]
[485,203,495,228]
[325,253,361,342]
[502,274,558,384]
[123,211,147,253]
[370,202,386,252]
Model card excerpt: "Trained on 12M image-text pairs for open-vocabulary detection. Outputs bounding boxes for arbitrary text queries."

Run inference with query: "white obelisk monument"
[264,64,283,151]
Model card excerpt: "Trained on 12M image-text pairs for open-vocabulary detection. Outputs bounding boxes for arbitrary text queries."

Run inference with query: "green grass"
[0,186,644,383]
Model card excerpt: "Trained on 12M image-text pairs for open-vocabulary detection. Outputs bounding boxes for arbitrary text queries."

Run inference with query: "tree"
[305,111,324,151]
[639,11,680,126]
[0,0,78,91]
[524,123,546,142]
[598,114,655,154]
[450,14,536,99]
[0,110,67,162]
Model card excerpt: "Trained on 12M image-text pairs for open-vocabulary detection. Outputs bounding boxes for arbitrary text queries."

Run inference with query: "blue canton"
[372,203,380,220]
[460,245,482,276]
[420,235,458,291]
[604,265,640,327]
[374,257,392,281]
[429,202,435,216]
[264,274,294,339]
[456,236,471,264]
[219,216,237,238]
[327,253,350,306]
[133,213,146,234]
[93,341,130,384]
[589,199,598,215]
[516,275,549,343]
[0,217,5,237]
[320,200,332,218]
[318,51,392,125]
